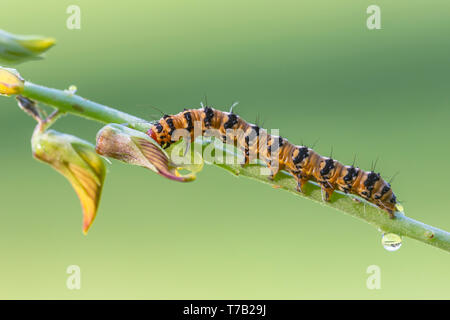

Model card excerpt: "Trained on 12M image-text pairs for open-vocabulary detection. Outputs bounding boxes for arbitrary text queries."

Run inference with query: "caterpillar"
[147,106,398,218]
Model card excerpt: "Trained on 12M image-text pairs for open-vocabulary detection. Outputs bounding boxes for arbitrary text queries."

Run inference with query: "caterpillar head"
[148,122,172,149]
[336,165,359,192]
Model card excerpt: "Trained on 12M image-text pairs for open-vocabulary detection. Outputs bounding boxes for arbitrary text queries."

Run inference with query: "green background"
[1,0,449,299]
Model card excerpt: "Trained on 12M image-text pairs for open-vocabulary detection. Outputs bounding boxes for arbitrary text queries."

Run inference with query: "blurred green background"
[1,0,449,299]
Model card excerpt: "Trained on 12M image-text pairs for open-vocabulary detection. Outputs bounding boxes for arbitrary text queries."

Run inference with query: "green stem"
[23,82,151,132]
[18,81,450,253]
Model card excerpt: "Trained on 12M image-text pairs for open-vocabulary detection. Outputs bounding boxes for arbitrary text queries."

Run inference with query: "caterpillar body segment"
[148,106,397,218]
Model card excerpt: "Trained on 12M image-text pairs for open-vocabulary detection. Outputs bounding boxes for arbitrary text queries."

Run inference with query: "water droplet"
[381,233,402,252]
[65,85,77,94]
[395,203,405,215]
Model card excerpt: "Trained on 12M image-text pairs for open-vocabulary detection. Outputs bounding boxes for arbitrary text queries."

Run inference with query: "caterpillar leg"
[378,205,395,219]
[376,201,395,219]
[378,206,395,219]
[267,164,280,181]
[240,148,252,167]
[320,184,334,202]
[387,209,395,219]
[295,175,308,193]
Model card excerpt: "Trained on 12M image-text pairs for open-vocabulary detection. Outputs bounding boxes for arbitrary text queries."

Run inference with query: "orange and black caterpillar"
[148,106,398,218]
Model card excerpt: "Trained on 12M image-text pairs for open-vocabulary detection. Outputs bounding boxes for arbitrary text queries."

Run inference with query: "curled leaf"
[32,129,106,234]
[95,124,197,182]
[0,29,55,64]
[0,66,24,95]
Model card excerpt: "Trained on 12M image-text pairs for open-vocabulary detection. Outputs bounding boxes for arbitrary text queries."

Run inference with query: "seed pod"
[0,29,55,64]
[0,67,24,95]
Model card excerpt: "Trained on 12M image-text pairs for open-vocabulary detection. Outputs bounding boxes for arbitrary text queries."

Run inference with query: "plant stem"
[18,80,450,253]
[23,82,151,132]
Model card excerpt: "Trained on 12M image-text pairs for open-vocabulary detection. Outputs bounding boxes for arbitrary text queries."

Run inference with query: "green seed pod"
[0,29,55,64]
[0,66,24,95]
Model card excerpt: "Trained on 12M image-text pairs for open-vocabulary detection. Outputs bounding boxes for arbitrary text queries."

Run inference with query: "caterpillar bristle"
[229,101,239,113]
[351,154,357,167]
[150,105,167,116]
[389,171,400,185]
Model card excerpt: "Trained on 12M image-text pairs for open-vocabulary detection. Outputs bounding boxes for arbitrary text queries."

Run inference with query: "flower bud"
[96,124,197,182]
[32,129,106,234]
[0,29,55,64]
[0,66,24,95]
